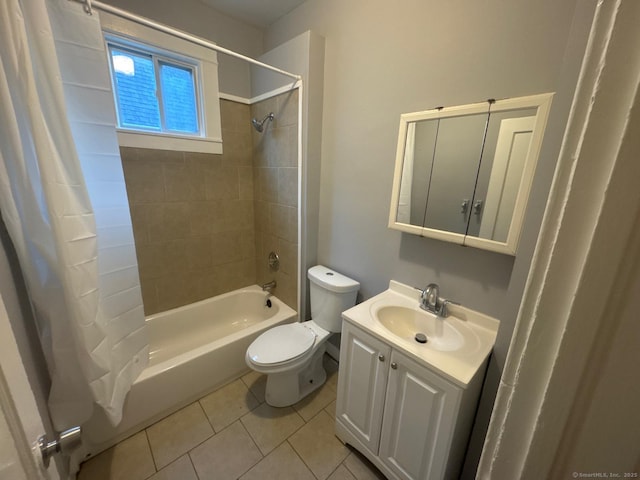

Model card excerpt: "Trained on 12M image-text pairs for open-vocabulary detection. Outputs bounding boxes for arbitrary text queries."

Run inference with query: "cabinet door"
[336,322,391,453]
[379,350,461,480]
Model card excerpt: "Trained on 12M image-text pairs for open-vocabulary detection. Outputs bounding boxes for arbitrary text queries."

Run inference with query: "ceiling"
[199,0,308,28]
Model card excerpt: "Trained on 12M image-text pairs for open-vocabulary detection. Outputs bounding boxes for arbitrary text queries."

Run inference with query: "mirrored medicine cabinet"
[388,93,553,255]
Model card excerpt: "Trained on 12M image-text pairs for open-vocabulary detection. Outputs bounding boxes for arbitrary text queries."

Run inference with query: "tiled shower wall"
[121,93,298,314]
[252,90,299,310]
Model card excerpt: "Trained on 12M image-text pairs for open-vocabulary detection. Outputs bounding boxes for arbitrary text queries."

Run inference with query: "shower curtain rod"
[71,0,302,82]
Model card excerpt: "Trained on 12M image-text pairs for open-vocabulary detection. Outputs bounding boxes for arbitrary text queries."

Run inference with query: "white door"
[379,350,460,480]
[0,293,58,480]
[479,116,535,241]
[336,322,391,453]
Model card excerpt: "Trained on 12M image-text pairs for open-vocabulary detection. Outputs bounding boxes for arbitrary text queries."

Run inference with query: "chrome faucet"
[420,283,440,314]
[262,280,277,292]
[418,283,458,317]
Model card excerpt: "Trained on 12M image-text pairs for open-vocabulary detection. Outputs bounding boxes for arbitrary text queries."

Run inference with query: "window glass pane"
[160,62,199,134]
[110,47,161,131]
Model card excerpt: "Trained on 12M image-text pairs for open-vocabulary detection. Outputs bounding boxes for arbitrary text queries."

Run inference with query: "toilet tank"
[308,265,360,332]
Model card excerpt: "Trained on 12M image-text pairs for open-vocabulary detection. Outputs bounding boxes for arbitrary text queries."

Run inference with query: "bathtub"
[80,285,297,456]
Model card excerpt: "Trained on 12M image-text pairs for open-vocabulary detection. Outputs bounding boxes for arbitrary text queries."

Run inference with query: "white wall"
[266,0,597,476]
[103,0,265,98]
[267,0,594,372]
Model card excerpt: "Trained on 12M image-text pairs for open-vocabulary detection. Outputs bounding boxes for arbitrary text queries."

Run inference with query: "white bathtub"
[80,285,297,456]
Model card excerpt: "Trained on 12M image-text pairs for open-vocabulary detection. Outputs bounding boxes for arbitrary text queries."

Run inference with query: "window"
[107,41,201,136]
[101,10,222,154]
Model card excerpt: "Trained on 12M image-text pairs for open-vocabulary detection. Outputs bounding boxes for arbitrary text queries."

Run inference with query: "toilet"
[246,265,360,407]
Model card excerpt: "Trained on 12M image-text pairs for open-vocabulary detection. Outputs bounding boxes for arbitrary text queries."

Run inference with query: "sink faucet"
[419,283,458,317]
[262,280,277,293]
[420,283,440,313]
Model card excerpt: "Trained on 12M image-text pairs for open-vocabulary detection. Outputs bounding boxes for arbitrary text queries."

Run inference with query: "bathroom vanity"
[335,281,499,480]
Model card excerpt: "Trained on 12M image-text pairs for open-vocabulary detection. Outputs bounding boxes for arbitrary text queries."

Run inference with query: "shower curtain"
[397,122,416,224]
[0,0,148,429]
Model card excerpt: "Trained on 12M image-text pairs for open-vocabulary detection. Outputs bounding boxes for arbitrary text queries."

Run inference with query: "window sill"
[116,130,223,154]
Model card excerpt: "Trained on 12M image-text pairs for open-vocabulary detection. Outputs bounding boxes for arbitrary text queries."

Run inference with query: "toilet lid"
[248,323,316,366]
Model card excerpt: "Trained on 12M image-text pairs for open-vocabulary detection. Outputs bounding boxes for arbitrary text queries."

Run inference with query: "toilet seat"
[247,323,316,367]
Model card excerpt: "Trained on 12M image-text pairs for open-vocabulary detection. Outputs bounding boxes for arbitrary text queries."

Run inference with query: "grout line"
[144,429,159,474]
[235,420,265,479]
[286,438,322,480]
[196,396,216,433]
[187,452,201,480]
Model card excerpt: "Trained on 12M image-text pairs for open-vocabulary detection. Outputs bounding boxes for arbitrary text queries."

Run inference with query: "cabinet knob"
[391,362,398,369]
[378,354,385,362]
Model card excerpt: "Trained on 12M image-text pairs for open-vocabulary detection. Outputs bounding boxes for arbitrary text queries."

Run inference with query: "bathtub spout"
[262,280,277,292]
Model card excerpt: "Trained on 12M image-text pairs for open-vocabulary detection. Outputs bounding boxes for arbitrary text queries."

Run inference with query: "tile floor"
[78,355,387,480]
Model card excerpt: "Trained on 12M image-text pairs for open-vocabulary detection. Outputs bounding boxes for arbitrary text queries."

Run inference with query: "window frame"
[100,11,222,154]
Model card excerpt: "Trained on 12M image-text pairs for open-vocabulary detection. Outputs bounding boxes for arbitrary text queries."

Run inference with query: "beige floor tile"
[189,420,262,480]
[325,399,337,419]
[77,431,155,480]
[146,402,214,469]
[321,353,340,393]
[289,410,350,480]
[200,379,260,432]
[328,464,357,480]
[239,441,315,480]
[293,381,337,421]
[147,455,197,480]
[241,402,304,455]
[343,449,388,480]
[241,370,267,403]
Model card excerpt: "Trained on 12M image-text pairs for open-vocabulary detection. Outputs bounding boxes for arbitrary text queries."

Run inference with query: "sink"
[342,280,499,387]
[374,305,464,351]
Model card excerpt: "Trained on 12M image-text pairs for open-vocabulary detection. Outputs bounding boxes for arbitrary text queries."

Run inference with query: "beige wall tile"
[238,166,254,200]
[123,93,297,315]
[121,153,166,204]
[146,203,191,241]
[185,236,214,272]
[220,99,250,133]
[277,89,299,128]
[204,165,239,201]
[222,130,252,167]
[278,167,298,207]
[162,161,207,202]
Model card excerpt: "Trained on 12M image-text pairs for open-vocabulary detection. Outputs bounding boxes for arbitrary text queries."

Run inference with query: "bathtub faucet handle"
[262,280,277,293]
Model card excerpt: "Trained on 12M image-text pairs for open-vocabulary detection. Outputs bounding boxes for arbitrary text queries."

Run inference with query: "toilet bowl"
[245,265,359,407]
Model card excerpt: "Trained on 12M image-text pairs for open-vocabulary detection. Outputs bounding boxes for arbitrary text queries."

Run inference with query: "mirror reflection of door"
[423,114,488,234]
[467,108,537,240]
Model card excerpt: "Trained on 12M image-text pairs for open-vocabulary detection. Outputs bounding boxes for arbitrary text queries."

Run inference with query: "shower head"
[251,112,274,132]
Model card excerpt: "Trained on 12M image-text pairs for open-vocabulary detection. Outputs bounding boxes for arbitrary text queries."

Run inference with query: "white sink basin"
[374,306,463,351]
[342,280,500,387]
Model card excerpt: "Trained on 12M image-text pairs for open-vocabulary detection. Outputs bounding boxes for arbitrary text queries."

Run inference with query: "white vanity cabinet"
[336,320,484,480]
